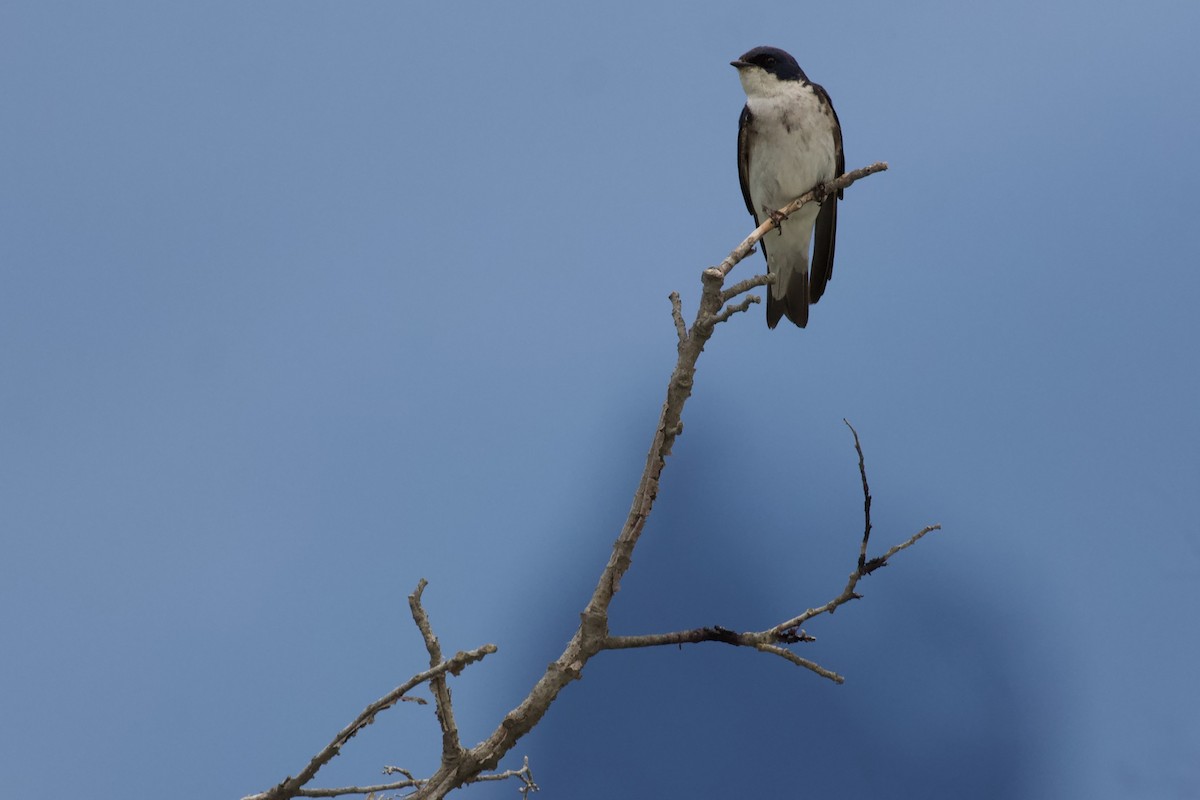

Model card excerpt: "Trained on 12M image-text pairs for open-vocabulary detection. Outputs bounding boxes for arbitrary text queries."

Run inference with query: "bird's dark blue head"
[731,46,807,82]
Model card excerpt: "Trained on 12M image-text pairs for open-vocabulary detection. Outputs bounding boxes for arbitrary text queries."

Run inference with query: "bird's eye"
[765,56,776,66]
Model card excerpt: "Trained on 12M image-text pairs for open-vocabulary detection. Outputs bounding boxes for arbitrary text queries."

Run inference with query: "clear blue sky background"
[3,2,1198,798]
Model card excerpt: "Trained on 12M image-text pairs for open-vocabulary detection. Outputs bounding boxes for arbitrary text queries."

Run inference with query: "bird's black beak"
[730,59,749,69]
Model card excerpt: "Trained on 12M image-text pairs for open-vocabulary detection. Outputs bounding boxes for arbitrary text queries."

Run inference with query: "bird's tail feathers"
[766,262,810,329]
[784,268,809,328]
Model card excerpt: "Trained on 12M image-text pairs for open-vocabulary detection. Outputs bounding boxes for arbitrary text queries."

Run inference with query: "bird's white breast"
[745,86,838,214]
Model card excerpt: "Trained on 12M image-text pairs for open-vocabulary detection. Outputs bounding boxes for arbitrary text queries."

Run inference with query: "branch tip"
[669,291,687,344]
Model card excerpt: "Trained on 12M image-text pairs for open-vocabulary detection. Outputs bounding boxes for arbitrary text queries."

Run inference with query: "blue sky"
[2,2,1198,798]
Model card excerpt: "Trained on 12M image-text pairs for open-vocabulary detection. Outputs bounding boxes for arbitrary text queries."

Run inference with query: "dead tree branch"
[409,580,464,764]
[714,161,889,280]
[246,162,915,800]
[602,420,941,684]
[242,635,496,800]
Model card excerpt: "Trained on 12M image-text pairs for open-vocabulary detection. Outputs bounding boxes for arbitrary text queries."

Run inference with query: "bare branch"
[707,294,760,326]
[604,626,838,682]
[245,164,895,800]
[605,626,743,649]
[753,643,844,683]
[601,422,940,686]
[295,779,422,797]
[843,419,873,572]
[242,638,496,800]
[471,756,539,798]
[288,758,538,799]
[878,524,942,563]
[772,426,940,634]
[715,162,889,279]
[720,272,772,303]
[603,625,817,651]
[409,580,463,762]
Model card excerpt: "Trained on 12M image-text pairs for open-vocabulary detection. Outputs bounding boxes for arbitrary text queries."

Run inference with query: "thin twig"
[843,419,873,572]
[715,162,888,279]
[878,524,942,563]
[753,644,844,683]
[472,756,539,798]
[708,294,760,326]
[720,272,773,303]
[296,779,422,797]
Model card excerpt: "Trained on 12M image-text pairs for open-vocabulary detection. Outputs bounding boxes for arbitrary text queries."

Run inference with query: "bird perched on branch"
[732,46,845,328]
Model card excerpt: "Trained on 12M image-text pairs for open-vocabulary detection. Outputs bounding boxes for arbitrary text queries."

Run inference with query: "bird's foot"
[768,207,788,232]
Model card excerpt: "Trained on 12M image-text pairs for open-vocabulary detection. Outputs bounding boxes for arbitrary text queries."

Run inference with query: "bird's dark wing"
[738,103,775,277]
[812,81,845,197]
[807,80,844,304]
[809,197,837,304]
[736,104,759,222]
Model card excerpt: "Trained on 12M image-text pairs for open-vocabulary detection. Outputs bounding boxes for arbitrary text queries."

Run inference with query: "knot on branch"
[704,625,740,645]
[774,627,816,645]
[860,556,889,575]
